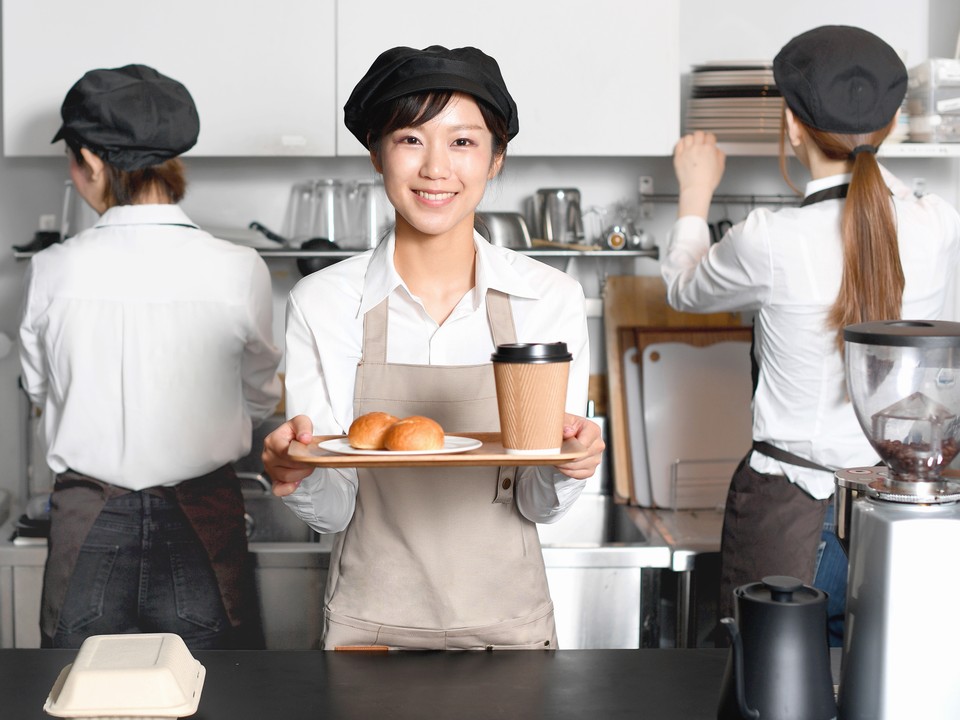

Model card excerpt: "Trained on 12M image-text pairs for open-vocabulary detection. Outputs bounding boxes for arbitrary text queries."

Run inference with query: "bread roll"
[383,415,445,451]
[348,411,400,450]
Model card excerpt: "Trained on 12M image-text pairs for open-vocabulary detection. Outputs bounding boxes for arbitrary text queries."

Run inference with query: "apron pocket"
[57,544,118,633]
[324,603,556,651]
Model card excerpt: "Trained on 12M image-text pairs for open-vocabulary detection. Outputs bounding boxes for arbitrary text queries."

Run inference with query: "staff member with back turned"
[19,65,282,649]
[262,45,603,650]
[660,26,960,643]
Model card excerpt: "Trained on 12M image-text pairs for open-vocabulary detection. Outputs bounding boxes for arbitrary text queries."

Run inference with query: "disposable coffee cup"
[491,342,572,455]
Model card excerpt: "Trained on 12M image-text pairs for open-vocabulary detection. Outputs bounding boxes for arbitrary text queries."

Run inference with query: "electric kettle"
[717,576,836,720]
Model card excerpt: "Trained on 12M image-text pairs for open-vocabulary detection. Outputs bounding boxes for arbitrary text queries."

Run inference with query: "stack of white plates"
[686,61,781,142]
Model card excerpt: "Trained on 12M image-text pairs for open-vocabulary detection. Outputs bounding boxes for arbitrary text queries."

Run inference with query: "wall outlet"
[638,176,654,219]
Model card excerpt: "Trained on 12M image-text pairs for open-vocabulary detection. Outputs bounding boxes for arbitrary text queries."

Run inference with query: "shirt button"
[501,478,512,490]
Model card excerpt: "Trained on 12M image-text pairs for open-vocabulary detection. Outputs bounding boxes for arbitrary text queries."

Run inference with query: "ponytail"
[830,140,902,350]
[781,114,902,350]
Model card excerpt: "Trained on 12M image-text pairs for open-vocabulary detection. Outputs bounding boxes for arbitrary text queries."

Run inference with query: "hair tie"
[849,144,878,160]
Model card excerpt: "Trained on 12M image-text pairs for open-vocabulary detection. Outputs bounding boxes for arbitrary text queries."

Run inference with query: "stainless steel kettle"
[718,576,836,720]
[532,188,584,243]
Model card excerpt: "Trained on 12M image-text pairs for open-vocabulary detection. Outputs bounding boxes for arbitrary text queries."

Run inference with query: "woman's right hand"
[262,414,316,497]
[673,131,726,219]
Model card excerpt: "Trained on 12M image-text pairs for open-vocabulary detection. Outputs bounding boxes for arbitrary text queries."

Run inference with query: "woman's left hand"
[554,413,605,480]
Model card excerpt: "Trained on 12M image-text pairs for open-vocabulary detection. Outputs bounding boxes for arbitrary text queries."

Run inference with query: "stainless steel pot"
[475,212,532,249]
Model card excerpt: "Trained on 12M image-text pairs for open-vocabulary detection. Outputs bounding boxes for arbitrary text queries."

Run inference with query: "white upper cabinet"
[3,1,678,159]
[2,0,337,157]
[335,1,680,157]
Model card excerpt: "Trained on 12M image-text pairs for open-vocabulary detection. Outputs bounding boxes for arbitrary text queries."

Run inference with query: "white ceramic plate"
[318,436,483,456]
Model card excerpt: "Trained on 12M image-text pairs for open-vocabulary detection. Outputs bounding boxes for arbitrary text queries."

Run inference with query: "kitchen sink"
[537,492,650,546]
[537,493,671,649]
[240,473,321,544]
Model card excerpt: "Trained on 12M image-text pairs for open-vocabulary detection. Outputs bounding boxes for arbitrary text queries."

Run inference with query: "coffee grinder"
[836,320,960,719]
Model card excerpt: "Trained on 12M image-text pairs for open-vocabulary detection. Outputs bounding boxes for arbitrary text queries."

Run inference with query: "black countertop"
[2,648,729,719]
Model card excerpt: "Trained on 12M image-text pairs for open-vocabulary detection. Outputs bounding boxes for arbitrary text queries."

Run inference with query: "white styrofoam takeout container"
[43,633,205,719]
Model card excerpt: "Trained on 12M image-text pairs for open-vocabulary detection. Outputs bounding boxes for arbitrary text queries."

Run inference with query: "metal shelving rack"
[14,247,659,261]
[716,141,960,158]
[255,248,659,260]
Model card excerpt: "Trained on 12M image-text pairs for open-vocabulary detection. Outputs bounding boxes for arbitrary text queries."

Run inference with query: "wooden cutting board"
[602,275,749,505]
[289,432,588,468]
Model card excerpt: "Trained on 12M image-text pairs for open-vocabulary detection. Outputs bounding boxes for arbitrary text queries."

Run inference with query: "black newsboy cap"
[52,64,200,171]
[773,26,907,134]
[343,45,518,149]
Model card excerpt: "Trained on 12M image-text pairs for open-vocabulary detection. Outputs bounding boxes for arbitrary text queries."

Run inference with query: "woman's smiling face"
[374,93,503,240]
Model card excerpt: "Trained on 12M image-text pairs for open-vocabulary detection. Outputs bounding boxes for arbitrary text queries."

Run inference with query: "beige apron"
[323,289,557,650]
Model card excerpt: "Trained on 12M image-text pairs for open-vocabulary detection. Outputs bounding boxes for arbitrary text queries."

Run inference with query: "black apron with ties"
[719,184,849,620]
[41,465,255,642]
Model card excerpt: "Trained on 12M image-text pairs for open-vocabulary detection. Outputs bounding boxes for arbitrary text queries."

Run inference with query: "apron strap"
[486,290,517,504]
[362,299,390,364]
[485,289,517,347]
[751,440,832,472]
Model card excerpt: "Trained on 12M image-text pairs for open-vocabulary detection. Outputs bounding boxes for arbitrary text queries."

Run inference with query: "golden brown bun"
[383,415,445,451]
[348,411,400,450]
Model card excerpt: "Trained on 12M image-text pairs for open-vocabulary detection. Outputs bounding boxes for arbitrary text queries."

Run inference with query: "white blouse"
[282,231,591,532]
[19,204,282,489]
[661,169,960,498]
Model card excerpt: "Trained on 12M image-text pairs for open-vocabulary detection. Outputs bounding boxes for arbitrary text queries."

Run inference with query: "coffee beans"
[877,437,959,480]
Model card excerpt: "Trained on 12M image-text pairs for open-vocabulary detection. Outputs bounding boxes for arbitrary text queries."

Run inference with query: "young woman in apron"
[660,26,960,644]
[262,46,604,650]
[19,65,281,649]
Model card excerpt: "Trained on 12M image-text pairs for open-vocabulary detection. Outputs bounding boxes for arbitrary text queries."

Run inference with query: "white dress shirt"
[282,231,590,532]
[661,169,960,498]
[19,204,282,489]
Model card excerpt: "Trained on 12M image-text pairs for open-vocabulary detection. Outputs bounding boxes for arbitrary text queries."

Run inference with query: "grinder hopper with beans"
[834,320,960,718]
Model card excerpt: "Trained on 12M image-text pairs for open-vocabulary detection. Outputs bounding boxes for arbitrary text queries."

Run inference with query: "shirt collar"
[804,173,852,199]
[474,232,539,303]
[94,204,199,229]
[356,230,541,318]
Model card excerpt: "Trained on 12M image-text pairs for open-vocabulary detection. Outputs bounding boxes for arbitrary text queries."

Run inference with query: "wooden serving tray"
[288,432,588,468]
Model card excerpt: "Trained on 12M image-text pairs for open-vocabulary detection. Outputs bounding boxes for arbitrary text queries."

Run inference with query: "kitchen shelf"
[256,248,659,260]
[717,141,960,158]
[640,192,799,207]
[13,247,659,261]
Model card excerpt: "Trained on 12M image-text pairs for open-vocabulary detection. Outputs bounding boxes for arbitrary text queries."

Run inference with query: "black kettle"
[718,576,836,720]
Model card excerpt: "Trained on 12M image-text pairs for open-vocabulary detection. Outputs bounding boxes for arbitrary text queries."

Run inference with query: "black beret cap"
[773,25,907,134]
[52,64,199,171]
[343,45,518,148]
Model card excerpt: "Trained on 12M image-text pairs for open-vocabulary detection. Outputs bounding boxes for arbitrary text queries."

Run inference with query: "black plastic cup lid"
[491,342,572,363]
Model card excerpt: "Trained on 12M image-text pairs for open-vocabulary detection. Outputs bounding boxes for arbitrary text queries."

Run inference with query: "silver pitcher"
[532,188,584,243]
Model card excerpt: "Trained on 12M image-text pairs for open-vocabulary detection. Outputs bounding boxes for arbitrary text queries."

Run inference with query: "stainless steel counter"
[641,507,724,648]
[0,494,675,650]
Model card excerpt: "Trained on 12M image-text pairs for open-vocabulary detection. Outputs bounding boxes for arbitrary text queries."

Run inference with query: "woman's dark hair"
[66,138,188,207]
[366,90,510,163]
[778,107,902,351]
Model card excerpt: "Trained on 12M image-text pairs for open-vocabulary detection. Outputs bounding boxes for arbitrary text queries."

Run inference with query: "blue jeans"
[52,490,231,649]
[813,501,847,647]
